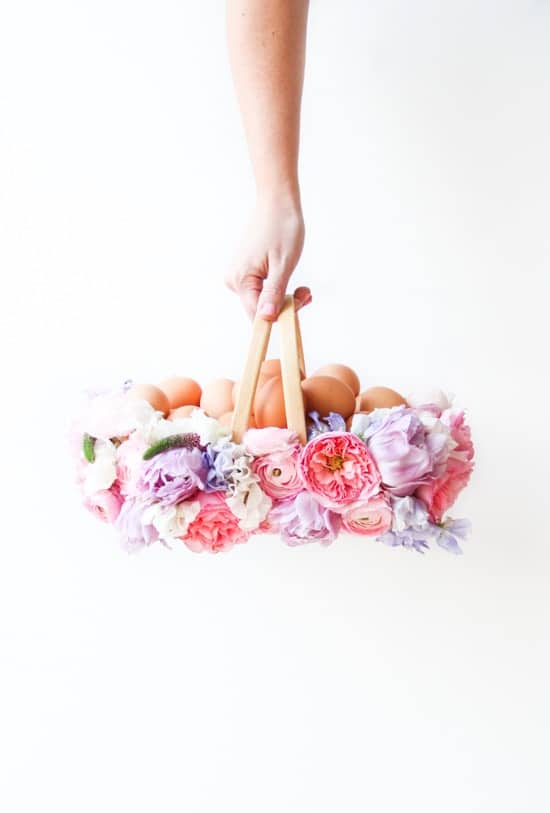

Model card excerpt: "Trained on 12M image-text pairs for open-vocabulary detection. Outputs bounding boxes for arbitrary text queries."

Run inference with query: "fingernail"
[259,303,276,318]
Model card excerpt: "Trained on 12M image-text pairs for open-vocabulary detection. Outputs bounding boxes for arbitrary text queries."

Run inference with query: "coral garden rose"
[183,492,250,553]
[137,446,208,506]
[268,492,341,546]
[341,493,393,537]
[300,431,381,508]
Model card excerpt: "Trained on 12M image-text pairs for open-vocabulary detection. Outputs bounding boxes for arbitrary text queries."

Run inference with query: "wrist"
[256,179,302,214]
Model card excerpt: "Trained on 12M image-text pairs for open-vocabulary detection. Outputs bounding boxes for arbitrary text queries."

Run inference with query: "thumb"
[257,265,290,322]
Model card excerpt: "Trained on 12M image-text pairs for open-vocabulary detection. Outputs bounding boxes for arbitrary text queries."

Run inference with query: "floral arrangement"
[71,382,474,555]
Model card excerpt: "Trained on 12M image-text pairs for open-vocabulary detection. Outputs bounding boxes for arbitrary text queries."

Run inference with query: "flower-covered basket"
[72,296,474,554]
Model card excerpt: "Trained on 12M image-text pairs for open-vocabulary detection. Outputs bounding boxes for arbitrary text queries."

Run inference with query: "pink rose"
[83,485,123,524]
[243,427,299,456]
[341,493,393,536]
[300,431,381,509]
[416,408,474,522]
[183,492,250,554]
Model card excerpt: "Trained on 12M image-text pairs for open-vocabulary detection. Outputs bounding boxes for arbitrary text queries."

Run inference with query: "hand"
[226,197,311,320]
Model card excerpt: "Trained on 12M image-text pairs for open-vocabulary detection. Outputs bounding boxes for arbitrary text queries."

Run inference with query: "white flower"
[150,408,230,447]
[82,439,117,496]
[142,500,201,543]
[226,482,271,531]
[406,389,453,411]
[79,391,160,439]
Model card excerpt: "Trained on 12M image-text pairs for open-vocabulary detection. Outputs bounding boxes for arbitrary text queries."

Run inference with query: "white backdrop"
[1,2,549,811]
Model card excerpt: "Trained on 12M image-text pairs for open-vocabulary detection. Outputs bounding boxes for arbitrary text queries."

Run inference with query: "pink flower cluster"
[73,393,474,555]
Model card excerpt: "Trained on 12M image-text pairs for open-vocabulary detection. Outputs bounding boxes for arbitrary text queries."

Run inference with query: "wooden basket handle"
[231,294,307,444]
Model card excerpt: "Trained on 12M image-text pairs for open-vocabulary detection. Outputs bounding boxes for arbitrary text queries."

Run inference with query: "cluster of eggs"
[126,362,407,429]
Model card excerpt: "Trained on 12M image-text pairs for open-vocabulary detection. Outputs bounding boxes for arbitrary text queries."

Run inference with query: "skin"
[225,0,311,320]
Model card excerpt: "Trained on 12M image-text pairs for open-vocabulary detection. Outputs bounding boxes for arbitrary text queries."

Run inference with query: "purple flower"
[137,447,208,505]
[269,492,341,546]
[361,406,448,496]
[434,517,471,555]
[306,411,346,440]
[115,497,160,550]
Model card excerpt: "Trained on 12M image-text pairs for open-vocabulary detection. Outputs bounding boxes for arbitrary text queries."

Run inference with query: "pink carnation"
[341,493,393,536]
[182,492,250,554]
[83,484,123,524]
[416,410,474,522]
[300,431,381,509]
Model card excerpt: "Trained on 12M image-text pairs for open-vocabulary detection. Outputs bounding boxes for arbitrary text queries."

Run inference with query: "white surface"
[1,2,549,811]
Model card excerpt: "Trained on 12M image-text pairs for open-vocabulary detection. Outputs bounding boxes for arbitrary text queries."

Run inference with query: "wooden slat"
[231,314,272,442]
[278,295,307,444]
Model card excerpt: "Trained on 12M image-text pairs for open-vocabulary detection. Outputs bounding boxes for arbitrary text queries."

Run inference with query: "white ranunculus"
[82,439,117,496]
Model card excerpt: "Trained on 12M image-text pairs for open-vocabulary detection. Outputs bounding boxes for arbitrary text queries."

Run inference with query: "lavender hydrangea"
[306,411,346,440]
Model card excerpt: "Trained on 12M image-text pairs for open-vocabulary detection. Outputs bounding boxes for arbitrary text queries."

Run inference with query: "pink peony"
[83,485,123,524]
[341,493,393,537]
[416,408,474,522]
[182,492,250,554]
[300,431,381,509]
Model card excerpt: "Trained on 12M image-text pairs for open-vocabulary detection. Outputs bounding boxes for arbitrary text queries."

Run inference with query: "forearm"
[226,0,309,206]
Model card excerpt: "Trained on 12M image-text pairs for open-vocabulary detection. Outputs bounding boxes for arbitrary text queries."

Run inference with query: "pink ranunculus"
[116,431,149,497]
[83,485,123,524]
[300,431,381,509]
[341,493,393,537]
[182,492,250,554]
[252,445,303,499]
[416,409,474,522]
[243,427,299,457]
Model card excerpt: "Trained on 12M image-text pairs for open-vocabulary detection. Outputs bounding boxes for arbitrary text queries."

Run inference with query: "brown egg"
[200,378,235,418]
[126,384,170,416]
[358,386,407,412]
[258,359,282,388]
[313,364,361,397]
[218,411,234,427]
[168,405,197,420]
[301,376,355,419]
[159,376,201,410]
[254,376,287,428]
